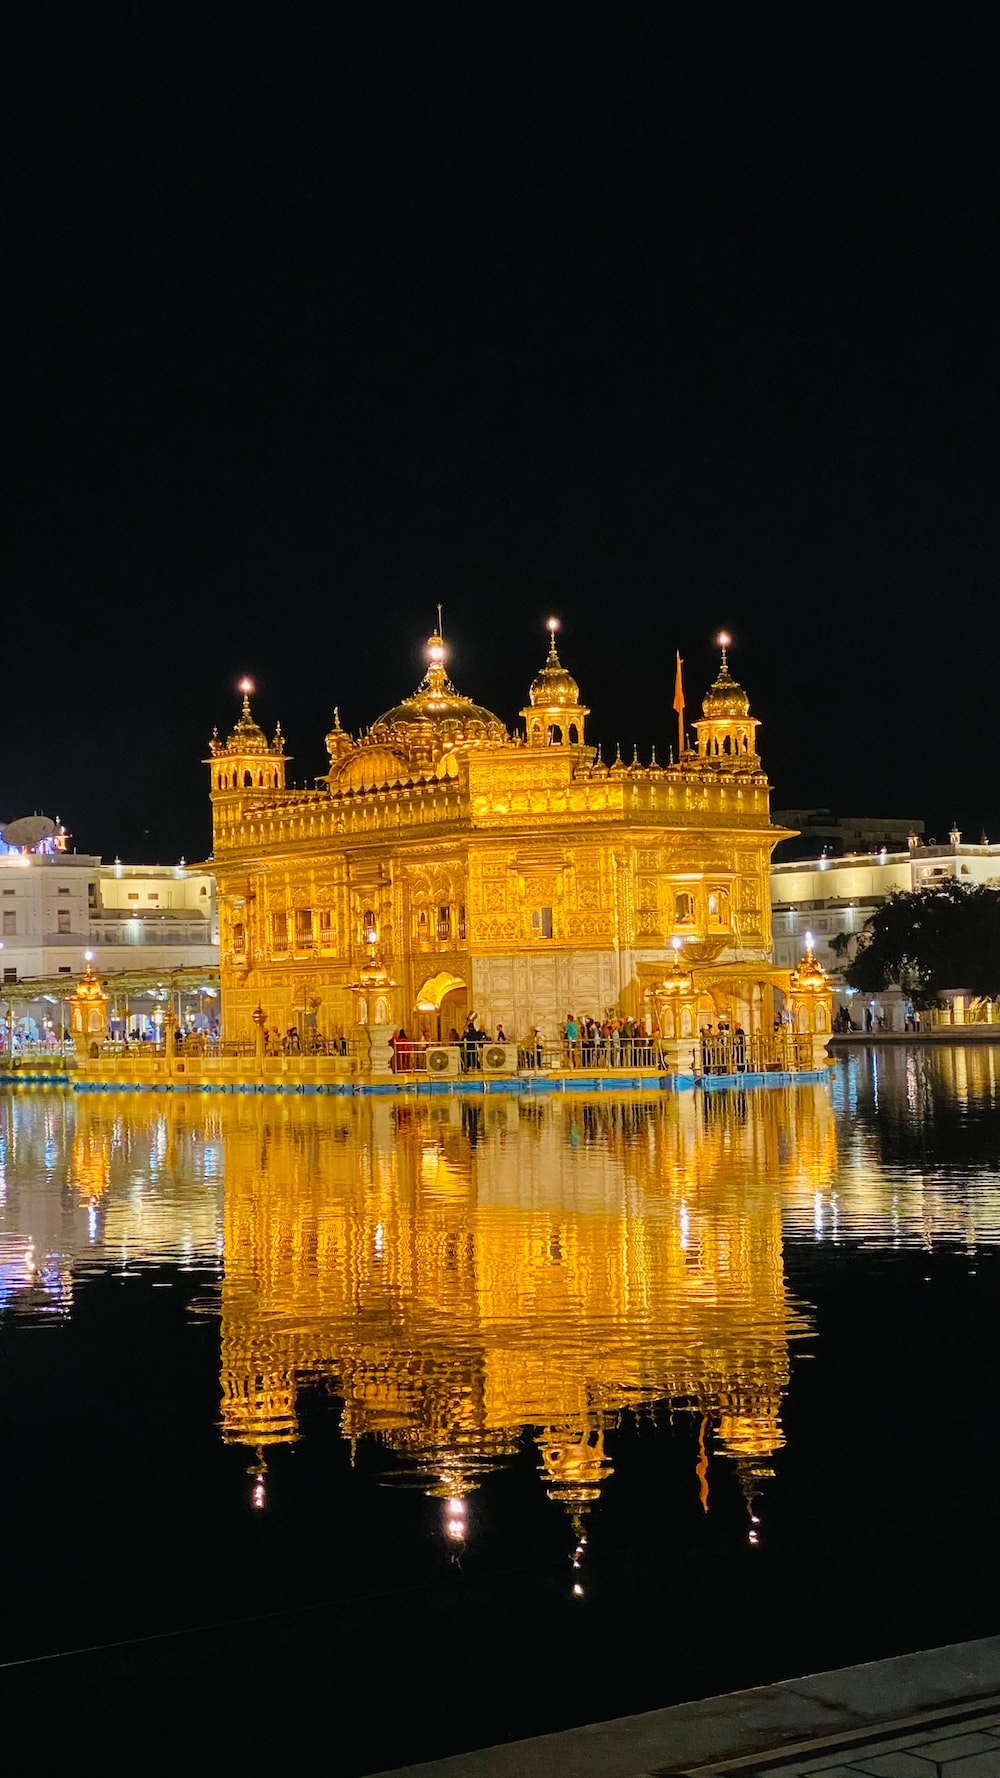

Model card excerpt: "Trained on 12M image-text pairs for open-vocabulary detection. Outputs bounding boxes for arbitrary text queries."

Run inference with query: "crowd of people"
[389,1014,508,1072]
[559,1013,654,1067]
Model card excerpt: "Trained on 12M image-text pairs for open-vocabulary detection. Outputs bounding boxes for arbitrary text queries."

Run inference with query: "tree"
[845,881,1000,1006]
[828,930,856,961]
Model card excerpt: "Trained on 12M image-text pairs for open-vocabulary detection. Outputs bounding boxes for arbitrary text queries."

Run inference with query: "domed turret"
[521,619,590,748]
[324,707,354,767]
[529,625,581,708]
[226,684,270,754]
[206,680,289,806]
[694,634,761,771]
[702,633,751,718]
[369,630,508,771]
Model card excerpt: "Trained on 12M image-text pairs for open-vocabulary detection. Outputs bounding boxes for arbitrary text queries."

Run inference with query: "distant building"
[0,821,217,1036]
[770,830,1000,992]
[772,809,925,862]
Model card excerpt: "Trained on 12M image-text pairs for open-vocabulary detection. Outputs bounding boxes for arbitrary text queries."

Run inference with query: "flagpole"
[673,651,685,761]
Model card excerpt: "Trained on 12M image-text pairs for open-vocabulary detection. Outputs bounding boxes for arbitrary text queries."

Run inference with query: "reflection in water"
[815,1046,1000,1250]
[0,1092,222,1315]
[1,1085,835,1545]
[1,1052,997,1560]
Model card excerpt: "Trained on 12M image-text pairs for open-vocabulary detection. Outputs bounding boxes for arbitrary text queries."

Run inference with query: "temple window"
[294,908,313,949]
[531,906,554,938]
[319,909,334,946]
[437,905,452,942]
[707,888,729,925]
[674,891,694,924]
[243,770,253,787]
[272,910,288,950]
[569,724,579,744]
[458,904,466,941]
[362,908,378,946]
[232,921,246,954]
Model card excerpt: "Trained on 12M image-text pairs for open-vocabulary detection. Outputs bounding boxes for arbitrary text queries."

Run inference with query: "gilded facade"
[206,630,800,1047]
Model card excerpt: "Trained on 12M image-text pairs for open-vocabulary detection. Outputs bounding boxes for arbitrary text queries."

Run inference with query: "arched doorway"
[414,971,468,1043]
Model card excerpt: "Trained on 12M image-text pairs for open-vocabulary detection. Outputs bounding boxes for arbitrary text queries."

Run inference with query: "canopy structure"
[1,964,221,1002]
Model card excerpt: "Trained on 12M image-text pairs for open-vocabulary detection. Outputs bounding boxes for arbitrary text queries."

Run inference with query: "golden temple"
[207,626,828,1055]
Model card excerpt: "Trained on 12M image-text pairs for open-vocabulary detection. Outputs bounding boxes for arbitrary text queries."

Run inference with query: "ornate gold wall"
[206,631,793,1043]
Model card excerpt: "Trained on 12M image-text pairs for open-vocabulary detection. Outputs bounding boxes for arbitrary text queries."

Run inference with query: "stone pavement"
[368,1636,1000,1778]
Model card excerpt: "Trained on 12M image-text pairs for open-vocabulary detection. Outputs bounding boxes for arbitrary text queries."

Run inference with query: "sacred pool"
[1,1047,998,1770]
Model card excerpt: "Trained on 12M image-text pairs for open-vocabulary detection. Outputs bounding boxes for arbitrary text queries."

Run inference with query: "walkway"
[368,1635,1000,1776]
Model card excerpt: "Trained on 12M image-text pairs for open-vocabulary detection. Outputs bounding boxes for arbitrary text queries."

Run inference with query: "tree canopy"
[845,880,1000,1006]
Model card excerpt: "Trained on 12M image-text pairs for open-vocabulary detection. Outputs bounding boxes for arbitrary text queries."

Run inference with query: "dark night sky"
[5,11,999,862]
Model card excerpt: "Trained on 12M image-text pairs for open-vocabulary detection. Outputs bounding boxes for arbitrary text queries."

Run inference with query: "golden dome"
[702,664,751,718]
[371,633,508,749]
[73,962,107,1004]
[335,745,409,792]
[790,939,829,995]
[529,625,581,708]
[225,689,270,755]
[702,637,750,718]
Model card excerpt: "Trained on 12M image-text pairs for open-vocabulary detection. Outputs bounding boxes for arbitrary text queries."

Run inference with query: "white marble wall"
[471,950,622,1042]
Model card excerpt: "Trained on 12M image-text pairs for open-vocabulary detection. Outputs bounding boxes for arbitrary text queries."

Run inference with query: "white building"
[0,825,218,1039]
[771,830,1000,1004]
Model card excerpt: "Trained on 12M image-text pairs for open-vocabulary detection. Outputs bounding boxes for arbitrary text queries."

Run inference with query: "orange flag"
[672,651,685,714]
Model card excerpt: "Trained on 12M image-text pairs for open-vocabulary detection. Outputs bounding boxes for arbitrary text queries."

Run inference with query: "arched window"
[362,908,377,946]
[244,770,253,787]
[674,891,694,924]
[569,723,579,744]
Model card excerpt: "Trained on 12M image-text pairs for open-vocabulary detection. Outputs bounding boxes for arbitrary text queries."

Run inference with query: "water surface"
[1,1047,998,1769]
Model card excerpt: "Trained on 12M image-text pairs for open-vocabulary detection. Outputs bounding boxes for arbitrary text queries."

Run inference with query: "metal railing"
[518,1038,664,1071]
[696,1030,815,1073]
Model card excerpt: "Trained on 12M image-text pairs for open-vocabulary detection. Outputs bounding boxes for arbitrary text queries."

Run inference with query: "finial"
[332,706,341,730]
[437,601,444,638]
[650,743,658,765]
[716,631,731,671]
[668,743,674,764]
[631,743,640,767]
[614,742,622,764]
[546,615,560,662]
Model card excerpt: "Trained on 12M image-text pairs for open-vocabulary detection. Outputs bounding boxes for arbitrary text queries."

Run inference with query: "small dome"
[702,663,750,719]
[790,945,829,995]
[325,707,353,761]
[335,745,408,792]
[529,627,580,707]
[226,691,270,755]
